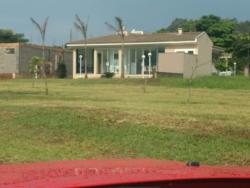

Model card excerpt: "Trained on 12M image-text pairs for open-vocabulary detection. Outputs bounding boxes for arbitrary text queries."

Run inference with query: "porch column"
[141,54,145,78]
[73,49,77,79]
[94,49,98,75]
[118,49,122,77]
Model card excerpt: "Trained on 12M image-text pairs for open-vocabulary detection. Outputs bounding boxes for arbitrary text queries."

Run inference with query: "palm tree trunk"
[84,45,88,79]
[42,43,48,95]
[121,40,125,79]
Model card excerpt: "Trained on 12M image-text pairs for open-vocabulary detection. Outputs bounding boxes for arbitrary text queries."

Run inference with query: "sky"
[0,0,250,45]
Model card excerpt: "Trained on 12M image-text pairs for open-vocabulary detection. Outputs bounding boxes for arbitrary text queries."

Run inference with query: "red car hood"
[0,159,249,188]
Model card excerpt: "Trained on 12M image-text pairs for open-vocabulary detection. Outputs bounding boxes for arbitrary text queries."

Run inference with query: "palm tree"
[105,17,126,79]
[74,14,88,79]
[30,17,49,95]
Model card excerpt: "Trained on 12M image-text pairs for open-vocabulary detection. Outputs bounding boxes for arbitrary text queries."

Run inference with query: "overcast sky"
[0,0,249,45]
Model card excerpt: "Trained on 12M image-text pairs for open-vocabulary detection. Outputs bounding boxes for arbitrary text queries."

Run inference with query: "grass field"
[0,76,249,165]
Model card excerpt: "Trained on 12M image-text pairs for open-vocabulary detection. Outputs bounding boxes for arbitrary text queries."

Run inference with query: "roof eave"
[66,40,197,48]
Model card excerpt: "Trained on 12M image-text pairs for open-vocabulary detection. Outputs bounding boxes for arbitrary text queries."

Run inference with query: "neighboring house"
[0,43,72,78]
[66,28,214,79]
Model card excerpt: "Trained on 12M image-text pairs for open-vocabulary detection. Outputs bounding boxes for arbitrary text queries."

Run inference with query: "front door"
[97,53,102,74]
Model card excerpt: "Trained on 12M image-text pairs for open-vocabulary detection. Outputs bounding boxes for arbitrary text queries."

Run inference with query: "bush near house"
[28,56,42,78]
[56,61,67,78]
[101,72,115,78]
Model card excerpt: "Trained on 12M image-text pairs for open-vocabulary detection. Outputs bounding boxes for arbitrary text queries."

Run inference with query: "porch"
[72,47,162,79]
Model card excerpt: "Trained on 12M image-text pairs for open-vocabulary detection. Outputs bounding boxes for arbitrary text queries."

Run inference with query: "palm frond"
[85,15,90,34]
[42,17,49,41]
[30,17,49,42]
[115,17,125,38]
[75,14,84,28]
[74,14,87,40]
[106,17,125,38]
[74,22,82,32]
[30,17,43,37]
[115,17,123,30]
[105,22,118,33]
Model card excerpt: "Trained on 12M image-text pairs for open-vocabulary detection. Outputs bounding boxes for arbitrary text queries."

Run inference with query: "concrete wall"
[196,33,213,76]
[0,43,73,78]
[158,33,213,78]
[158,53,197,78]
[158,53,184,74]
[19,44,73,77]
[0,43,19,74]
[183,54,198,78]
[19,44,43,76]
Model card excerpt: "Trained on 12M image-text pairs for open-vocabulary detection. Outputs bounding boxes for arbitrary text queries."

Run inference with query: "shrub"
[101,72,115,78]
[28,56,42,78]
[56,61,67,78]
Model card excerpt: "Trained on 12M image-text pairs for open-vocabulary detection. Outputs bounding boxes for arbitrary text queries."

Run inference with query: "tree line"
[0,29,28,43]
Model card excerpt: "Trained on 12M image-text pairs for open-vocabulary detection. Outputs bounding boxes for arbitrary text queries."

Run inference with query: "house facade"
[0,43,73,78]
[66,29,213,79]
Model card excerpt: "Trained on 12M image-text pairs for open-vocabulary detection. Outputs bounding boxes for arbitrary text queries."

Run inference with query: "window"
[175,49,195,54]
[158,48,165,53]
[176,51,185,53]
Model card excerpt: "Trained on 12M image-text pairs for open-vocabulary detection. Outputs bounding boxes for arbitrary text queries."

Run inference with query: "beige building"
[66,29,213,79]
[0,43,72,78]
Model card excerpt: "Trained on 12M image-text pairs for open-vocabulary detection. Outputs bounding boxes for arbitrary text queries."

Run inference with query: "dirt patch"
[0,110,15,120]
[74,107,250,140]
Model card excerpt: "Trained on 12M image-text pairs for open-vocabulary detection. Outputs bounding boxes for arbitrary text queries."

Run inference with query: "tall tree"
[30,17,49,95]
[74,14,88,79]
[157,15,236,49]
[232,33,250,73]
[0,29,28,43]
[105,17,126,78]
[235,21,250,34]
[157,15,250,73]
[157,18,196,33]
[196,15,236,48]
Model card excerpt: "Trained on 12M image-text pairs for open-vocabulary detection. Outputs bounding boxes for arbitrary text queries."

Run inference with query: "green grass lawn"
[0,76,249,165]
